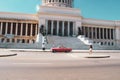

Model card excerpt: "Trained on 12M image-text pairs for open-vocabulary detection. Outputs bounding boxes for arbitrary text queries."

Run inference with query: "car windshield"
[58,45,65,48]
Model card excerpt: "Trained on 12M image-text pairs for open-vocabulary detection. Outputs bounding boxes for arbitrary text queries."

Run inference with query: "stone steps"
[0,35,119,50]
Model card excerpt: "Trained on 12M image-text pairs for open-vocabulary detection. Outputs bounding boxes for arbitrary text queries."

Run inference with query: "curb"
[84,55,110,58]
[0,54,17,57]
[10,50,120,53]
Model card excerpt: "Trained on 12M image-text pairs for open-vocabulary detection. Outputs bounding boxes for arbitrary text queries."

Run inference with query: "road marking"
[67,54,79,58]
[11,62,53,65]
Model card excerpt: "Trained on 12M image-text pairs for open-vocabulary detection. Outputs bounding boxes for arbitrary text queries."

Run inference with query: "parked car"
[51,46,72,53]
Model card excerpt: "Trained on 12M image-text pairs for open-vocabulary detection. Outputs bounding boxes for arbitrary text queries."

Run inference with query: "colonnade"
[81,26,115,40]
[80,26,115,46]
[0,21,38,43]
[46,20,74,36]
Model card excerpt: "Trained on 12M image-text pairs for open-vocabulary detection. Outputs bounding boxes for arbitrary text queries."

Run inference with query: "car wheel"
[65,51,68,53]
[52,50,56,53]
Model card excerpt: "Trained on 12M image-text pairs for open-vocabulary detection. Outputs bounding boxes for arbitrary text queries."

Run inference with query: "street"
[0,50,120,80]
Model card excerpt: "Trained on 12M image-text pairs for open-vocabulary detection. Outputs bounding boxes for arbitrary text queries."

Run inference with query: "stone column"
[57,21,59,35]
[115,26,120,47]
[99,28,101,39]
[95,28,97,39]
[25,23,28,43]
[83,27,85,36]
[91,27,93,39]
[15,23,18,36]
[87,27,89,38]
[25,23,28,36]
[73,22,75,36]
[20,23,23,36]
[68,21,70,36]
[30,24,33,44]
[102,28,104,39]
[0,22,3,43]
[62,21,64,36]
[0,23,2,35]
[0,22,3,35]
[15,23,18,43]
[51,20,53,35]
[5,22,8,35]
[4,22,8,43]
[46,20,48,35]
[10,22,13,43]
[35,24,38,35]
[30,24,33,36]
[106,28,108,39]
[10,23,13,34]
[20,23,23,43]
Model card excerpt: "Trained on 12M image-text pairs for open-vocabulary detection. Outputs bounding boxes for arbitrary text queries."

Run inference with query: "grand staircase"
[46,36,89,50]
[77,35,119,50]
[0,34,119,50]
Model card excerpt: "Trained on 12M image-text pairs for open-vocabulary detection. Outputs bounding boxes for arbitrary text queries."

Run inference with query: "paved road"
[0,50,120,80]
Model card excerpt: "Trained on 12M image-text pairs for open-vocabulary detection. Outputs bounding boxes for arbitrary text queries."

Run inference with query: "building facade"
[0,0,120,49]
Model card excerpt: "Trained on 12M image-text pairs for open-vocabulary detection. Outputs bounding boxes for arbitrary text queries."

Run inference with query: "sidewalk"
[8,49,120,53]
[0,49,17,57]
[0,48,120,58]
[8,49,111,58]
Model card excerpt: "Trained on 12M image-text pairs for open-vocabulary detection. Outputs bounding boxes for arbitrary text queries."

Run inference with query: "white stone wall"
[36,18,46,43]
[116,28,120,46]
[38,6,81,16]
[75,21,82,35]
[116,28,120,40]
[39,18,46,27]
[38,5,82,36]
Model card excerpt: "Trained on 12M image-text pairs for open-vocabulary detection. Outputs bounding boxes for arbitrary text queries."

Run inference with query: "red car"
[51,46,72,53]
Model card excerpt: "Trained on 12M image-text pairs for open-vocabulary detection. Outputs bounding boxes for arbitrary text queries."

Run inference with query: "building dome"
[42,0,74,8]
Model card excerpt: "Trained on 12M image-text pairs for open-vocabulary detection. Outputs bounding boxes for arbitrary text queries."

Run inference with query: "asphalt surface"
[0,49,120,80]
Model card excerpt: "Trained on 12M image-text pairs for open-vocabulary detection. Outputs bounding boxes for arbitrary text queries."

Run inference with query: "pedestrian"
[89,45,93,55]
[42,43,45,51]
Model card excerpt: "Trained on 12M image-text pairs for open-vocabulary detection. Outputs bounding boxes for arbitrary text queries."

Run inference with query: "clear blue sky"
[0,0,120,20]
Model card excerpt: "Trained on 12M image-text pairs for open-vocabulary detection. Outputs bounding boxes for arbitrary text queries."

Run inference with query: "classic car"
[51,46,72,53]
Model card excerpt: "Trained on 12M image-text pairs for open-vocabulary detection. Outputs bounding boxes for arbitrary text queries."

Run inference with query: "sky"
[0,0,120,20]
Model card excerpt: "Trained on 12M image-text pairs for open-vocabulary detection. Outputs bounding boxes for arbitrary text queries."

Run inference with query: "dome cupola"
[42,0,74,8]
